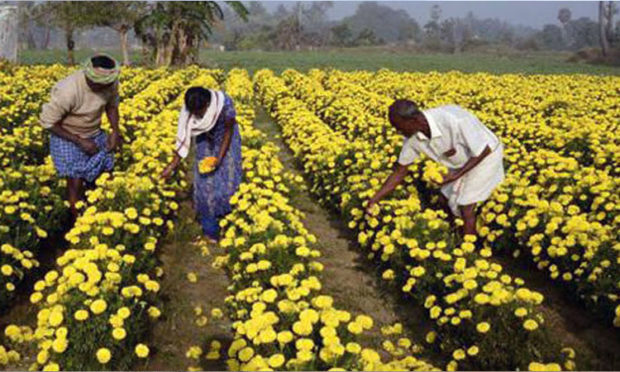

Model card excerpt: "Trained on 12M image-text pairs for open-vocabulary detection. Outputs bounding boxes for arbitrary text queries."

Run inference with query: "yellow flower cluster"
[255,69,578,371]
[198,156,218,174]
[0,343,20,365]
[215,69,437,371]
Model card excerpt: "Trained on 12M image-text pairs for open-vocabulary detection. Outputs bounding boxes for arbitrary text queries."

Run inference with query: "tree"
[331,23,353,47]
[558,8,572,45]
[354,28,379,46]
[273,13,302,50]
[440,18,472,53]
[599,1,612,55]
[558,8,572,24]
[35,2,95,65]
[566,17,600,50]
[540,24,565,50]
[85,2,147,66]
[343,2,420,44]
[135,2,247,66]
[300,1,333,47]
[424,4,442,49]
[604,2,617,44]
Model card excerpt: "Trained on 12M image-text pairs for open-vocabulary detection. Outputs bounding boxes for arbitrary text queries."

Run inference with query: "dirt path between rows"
[140,193,232,371]
[254,108,445,366]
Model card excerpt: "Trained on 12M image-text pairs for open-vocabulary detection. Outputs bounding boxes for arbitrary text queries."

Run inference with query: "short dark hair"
[389,99,421,120]
[184,87,211,115]
[91,55,116,69]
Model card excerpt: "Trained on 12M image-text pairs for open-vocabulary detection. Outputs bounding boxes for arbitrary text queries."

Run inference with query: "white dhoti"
[441,144,505,216]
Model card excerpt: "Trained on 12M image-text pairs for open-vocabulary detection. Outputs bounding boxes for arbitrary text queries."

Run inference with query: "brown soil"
[138,195,232,371]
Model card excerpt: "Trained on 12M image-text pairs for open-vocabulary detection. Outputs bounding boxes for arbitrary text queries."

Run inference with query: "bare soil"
[140,195,232,371]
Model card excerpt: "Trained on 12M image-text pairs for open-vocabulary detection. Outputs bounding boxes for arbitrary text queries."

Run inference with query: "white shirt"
[398,105,500,170]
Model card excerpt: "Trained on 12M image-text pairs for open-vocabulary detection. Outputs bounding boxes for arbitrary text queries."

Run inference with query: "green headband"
[83,54,120,85]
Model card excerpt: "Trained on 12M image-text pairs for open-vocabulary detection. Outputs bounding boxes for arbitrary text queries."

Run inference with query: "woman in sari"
[162,87,242,242]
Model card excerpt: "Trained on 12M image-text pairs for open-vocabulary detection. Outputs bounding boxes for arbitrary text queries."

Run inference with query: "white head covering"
[175,89,225,158]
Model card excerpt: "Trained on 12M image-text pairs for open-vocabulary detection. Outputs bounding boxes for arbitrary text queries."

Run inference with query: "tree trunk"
[65,27,75,65]
[26,28,36,49]
[164,23,178,67]
[188,35,199,65]
[43,26,50,50]
[599,1,610,56]
[605,2,614,45]
[155,41,165,66]
[164,41,174,67]
[119,26,130,66]
[176,27,192,66]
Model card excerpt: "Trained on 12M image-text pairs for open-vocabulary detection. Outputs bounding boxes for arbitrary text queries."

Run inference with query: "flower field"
[0,65,617,371]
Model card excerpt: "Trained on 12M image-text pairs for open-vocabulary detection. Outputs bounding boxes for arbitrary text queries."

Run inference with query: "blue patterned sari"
[193,94,242,239]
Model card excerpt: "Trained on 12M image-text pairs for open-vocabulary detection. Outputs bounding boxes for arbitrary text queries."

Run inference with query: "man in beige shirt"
[39,54,121,218]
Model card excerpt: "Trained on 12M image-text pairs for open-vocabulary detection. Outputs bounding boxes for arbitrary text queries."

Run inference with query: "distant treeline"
[213,2,620,54]
[6,1,620,66]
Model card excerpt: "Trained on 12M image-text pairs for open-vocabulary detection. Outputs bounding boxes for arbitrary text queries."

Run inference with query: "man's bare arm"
[105,103,121,151]
[441,145,492,185]
[365,164,409,214]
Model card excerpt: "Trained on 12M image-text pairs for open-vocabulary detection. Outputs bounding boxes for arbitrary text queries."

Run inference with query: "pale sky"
[260,1,599,28]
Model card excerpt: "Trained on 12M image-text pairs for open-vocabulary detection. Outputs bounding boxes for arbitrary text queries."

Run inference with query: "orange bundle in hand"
[199,156,218,174]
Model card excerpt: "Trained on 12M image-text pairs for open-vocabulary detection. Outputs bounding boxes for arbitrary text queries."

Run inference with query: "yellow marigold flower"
[48,311,63,327]
[37,350,49,364]
[267,354,285,368]
[90,299,107,315]
[514,307,528,317]
[211,308,223,318]
[43,362,60,371]
[296,338,314,351]
[1,265,13,276]
[238,347,254,362]
[73,310,88,321]
[96,348,111,364]
[117,307,131,319]
[523,319,539,331]
[476,322,490,333]
[529,362,546,371]
[147,306,161,319]
[187,272,198,283]
[346,342,362,354]
[112,328,127,340]
[135,344,149,358]
[347,321,363,335]
[196,316,208,327]
[52,338,67,353]
[453,349,466,360]
[467,345,479,356]
[277,331,294,344]
[199,157,218,174]
[186,346,202,360]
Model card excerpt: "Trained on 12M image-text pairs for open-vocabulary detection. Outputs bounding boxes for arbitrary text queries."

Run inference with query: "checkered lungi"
[50,131,114,182]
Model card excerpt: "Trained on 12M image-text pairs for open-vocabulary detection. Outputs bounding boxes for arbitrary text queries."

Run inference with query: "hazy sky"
[260,1,599,28]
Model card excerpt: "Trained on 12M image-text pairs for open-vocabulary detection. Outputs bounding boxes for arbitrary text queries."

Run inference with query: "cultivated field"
[0,64,618,371]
